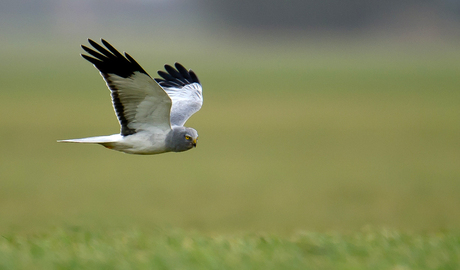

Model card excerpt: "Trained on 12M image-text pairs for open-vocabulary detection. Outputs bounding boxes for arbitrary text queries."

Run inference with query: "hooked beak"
[192,139,197,147]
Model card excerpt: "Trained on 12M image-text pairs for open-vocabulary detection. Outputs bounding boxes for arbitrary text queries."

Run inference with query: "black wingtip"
[80,39,149,78]
[155,62,200,88]
[81,54,101,66]
[189,70,200,84]
[87,38,98,47]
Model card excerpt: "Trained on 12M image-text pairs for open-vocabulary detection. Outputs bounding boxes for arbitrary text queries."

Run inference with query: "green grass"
[1,227,459,270]
[0,38,460,267]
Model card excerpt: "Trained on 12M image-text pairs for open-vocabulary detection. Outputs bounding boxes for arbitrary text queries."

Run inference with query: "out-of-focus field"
[0,39,459,235]
[1,227,458,270]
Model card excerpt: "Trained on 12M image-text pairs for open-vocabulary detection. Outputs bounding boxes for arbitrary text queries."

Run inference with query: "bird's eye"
[185,135,191,140]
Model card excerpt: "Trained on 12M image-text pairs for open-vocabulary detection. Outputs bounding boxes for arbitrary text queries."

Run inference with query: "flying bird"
[58,39,203,155]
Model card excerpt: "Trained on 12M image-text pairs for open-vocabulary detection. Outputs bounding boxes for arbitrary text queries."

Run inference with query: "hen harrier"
[58,39,203,155]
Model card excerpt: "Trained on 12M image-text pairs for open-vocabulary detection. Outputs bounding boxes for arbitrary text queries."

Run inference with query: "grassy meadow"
[0,38,459,268]
[1,228,459,269]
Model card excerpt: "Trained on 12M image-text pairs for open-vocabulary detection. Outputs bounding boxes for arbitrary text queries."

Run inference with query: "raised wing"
[155,63,203,127]
[81,39,172,136]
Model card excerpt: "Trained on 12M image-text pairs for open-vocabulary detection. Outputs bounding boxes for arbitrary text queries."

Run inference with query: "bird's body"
[58,39,203,155]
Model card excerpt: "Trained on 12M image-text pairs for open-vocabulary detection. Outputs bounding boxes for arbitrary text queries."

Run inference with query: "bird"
[58,39,203,155]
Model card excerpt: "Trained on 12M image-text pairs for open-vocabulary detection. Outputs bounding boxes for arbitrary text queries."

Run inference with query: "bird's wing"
[155,63,203,127]
[81,39,172,136]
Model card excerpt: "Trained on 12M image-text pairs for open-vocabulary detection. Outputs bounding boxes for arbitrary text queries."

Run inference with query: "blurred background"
[0,0,459,233]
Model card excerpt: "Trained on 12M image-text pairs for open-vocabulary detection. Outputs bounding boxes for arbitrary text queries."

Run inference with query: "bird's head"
[168,127,198,152]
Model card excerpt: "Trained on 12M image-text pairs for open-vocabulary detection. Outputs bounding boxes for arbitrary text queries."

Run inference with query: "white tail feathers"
[57,134,122,144]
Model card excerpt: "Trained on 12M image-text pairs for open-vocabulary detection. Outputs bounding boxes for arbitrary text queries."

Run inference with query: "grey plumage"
[166,127,199,152]
[58,39,203,155]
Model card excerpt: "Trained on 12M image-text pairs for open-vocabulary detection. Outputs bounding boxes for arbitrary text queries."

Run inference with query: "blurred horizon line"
[1,0,460,47]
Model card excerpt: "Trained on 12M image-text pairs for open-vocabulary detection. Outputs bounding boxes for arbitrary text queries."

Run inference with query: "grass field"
[1,227,459,269]
[0,37,459,268]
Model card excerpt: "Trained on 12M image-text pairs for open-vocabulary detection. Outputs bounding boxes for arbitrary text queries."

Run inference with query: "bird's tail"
[57,134,121,145]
